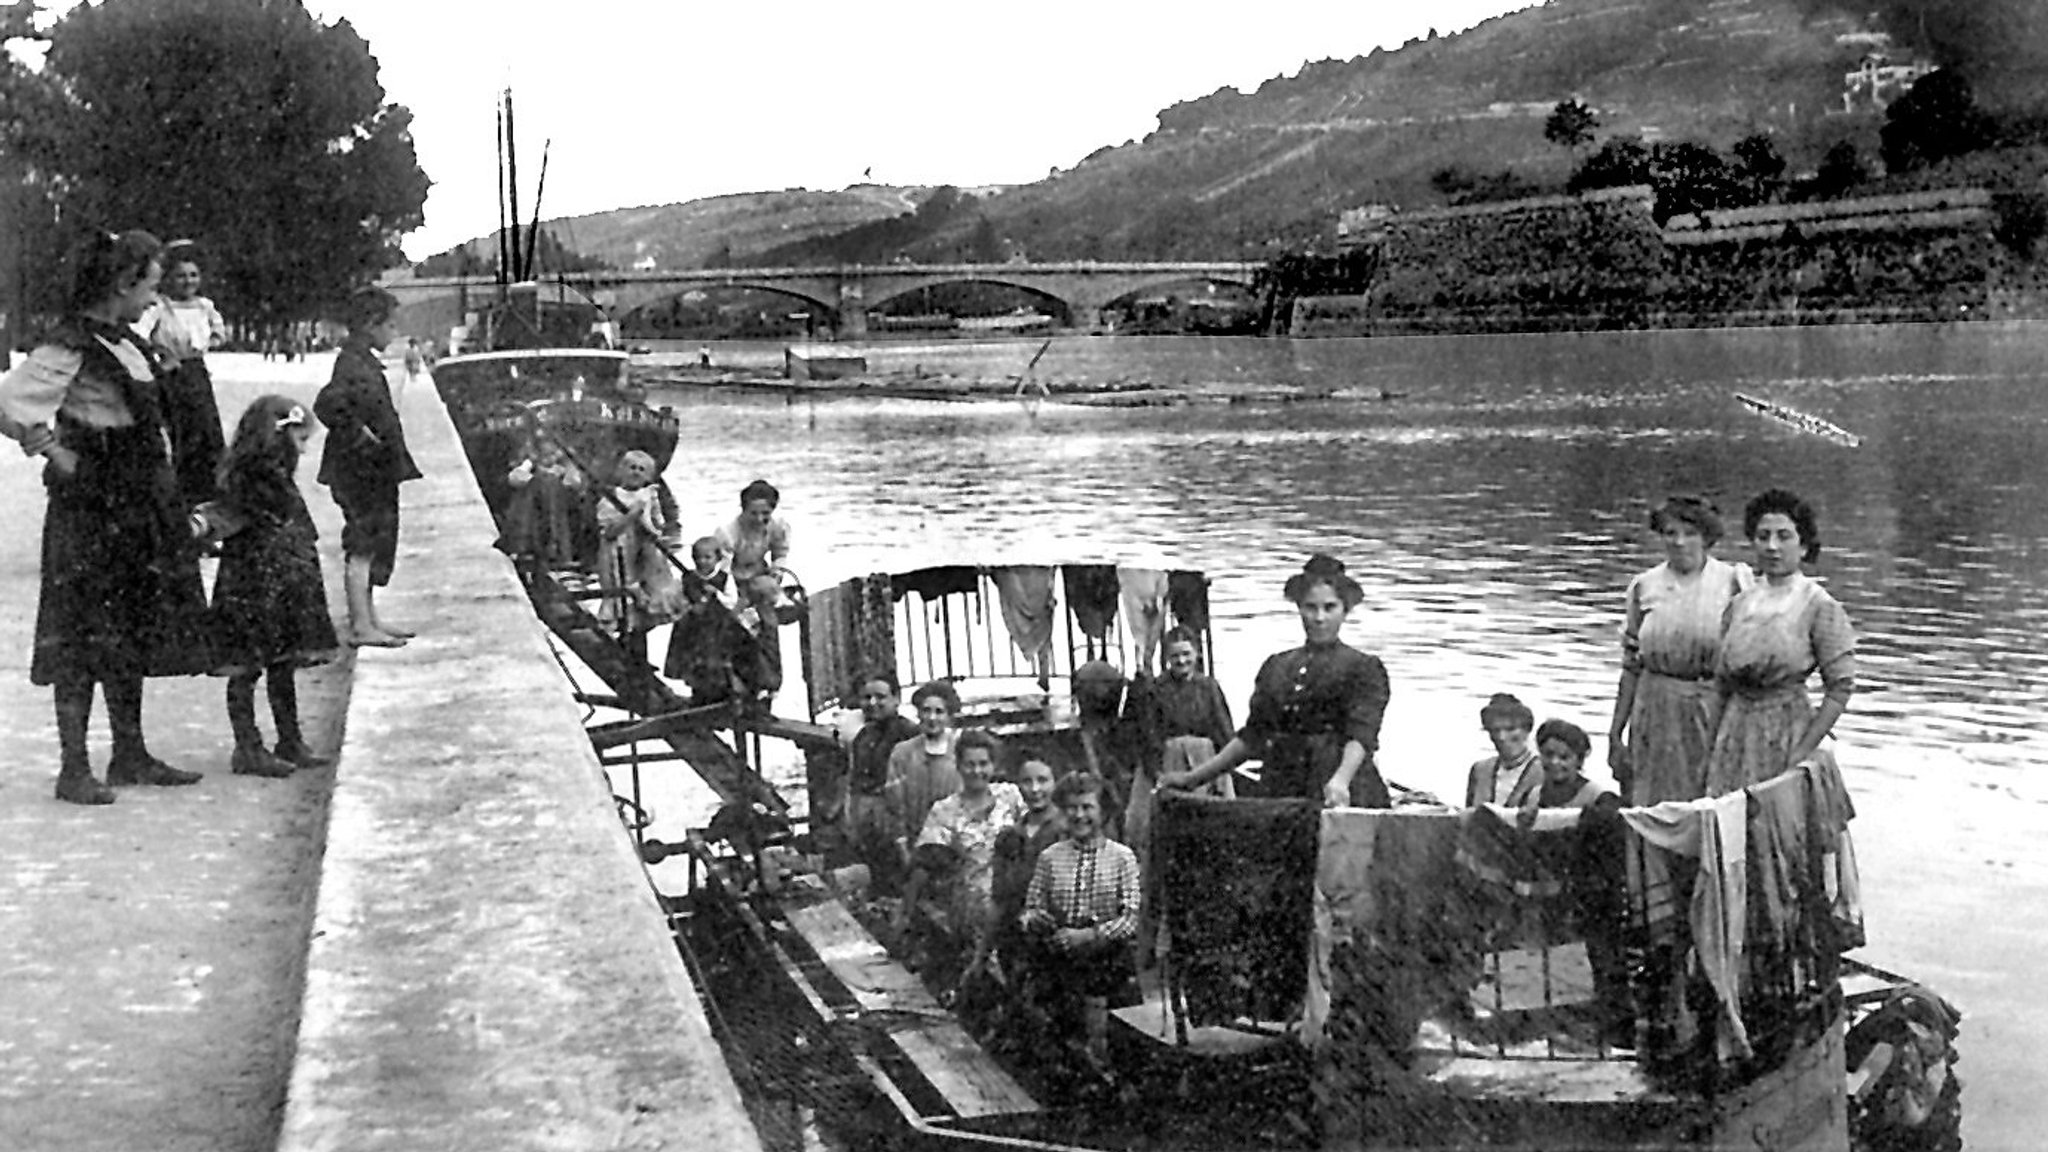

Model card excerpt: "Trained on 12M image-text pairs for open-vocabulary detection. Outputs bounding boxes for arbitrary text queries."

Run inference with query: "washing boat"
[504,555,1959,1152]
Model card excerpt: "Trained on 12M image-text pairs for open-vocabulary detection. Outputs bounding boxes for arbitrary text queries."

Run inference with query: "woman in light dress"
[1607,496,1751,805]
[1704,488,1855,795]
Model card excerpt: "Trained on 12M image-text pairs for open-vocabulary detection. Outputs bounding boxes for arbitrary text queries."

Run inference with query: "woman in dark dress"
[0,230,212,804]
[1159,554,1391,808]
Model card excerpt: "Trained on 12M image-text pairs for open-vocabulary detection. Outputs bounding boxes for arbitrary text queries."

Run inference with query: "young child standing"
[681,535,740,612]
[203,396,341,776]
[314,286,420,647]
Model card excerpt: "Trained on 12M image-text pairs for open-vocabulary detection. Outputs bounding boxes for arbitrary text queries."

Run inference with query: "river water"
[632,323,2047,1149]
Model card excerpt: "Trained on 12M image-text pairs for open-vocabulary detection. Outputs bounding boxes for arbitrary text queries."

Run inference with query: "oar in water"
[1734,392,1863,448]
[1012,337,1055,400]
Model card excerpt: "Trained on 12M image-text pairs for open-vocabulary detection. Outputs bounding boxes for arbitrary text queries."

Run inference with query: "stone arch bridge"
[384,261,1263,339]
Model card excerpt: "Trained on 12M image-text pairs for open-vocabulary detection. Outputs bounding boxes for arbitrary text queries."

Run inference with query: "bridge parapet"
[386,262,1264,338]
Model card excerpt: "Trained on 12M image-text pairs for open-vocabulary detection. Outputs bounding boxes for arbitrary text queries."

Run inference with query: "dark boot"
[228,673,292,778]
[53,680,113,806]
[266,666,329,768]
[104,676,201,787]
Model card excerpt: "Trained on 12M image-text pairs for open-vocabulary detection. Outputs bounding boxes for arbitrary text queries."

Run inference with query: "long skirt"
[33,490,211,685]
[161,358,224,508]
[1625,672,1724,805]
[1705,684,1812,796]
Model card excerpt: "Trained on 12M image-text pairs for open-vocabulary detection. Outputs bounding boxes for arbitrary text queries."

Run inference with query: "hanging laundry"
[1801,753,1864,950]
[893,565,979,602]
[1155,792,1320,1028]
[1167,569,1210,633]
[804,579,860,714]
[1306,808,1466,1049]
[1062,564,1121,647]
[1118,566,1170,672]
[1621,791,1752,1062]
[989,565,1057,682]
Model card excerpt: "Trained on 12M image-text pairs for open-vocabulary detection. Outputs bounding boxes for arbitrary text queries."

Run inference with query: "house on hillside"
[1843,52,1935,112]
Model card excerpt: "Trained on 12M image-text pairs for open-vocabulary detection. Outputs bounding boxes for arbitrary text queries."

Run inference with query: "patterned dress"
[916,782,1025,940]
[208,455,340,673]
[1705,573,1856,796]
[1619,557,1751,803]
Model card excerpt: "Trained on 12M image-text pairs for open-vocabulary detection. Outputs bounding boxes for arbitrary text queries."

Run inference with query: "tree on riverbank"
[17,0,428,328]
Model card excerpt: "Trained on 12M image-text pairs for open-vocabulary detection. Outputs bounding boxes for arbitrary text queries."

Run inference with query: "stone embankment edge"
[276,374,762,1152]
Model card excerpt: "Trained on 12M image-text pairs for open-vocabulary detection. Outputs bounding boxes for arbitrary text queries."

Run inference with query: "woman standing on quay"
[1607,496,1751,804]
[1705,488,1856,794]
[1159,554,1391,808]
[144,239,228,509]
[0,230,211,804]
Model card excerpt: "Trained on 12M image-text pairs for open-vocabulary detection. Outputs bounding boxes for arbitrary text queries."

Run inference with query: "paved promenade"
[0,354,760,1152]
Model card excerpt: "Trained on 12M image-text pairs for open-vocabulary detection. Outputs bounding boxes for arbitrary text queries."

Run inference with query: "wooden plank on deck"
[780,899,1038,1119]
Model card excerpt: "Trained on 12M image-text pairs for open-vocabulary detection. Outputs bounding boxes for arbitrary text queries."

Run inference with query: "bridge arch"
[863,276,1078,324]
[614,281,842,337]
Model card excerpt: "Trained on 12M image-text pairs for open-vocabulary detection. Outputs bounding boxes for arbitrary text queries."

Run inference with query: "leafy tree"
[1881,69,1994,173]
[967,215,1003,263]
[1567,136,1652,193]
[915,185,963,222]
[1731,134,1788,203]
[1650,141,1745,219]
[1809,141,1868,200]
[1544,99,1600,150]
[37,0,429,326]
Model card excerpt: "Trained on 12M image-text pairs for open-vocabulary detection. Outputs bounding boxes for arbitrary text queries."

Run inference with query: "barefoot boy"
[315,286,421,647]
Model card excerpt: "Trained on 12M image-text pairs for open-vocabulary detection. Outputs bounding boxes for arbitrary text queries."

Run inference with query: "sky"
[30,1,1540,260]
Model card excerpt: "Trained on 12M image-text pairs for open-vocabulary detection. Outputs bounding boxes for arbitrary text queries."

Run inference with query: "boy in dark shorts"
[315,286,421,647]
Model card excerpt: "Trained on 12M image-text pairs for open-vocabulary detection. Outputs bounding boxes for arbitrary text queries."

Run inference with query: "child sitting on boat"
[1515,718,1619,826]
[1516,718,1630,1046]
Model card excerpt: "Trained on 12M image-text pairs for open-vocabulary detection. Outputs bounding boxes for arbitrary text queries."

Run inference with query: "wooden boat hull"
[436,349,680,531]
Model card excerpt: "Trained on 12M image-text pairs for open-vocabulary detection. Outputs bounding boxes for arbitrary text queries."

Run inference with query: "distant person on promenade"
[401,337,425,386]
[200,395,341,778]
[142,239,228,508]
[1607,496,1750,805]
[314,286,420,648]
[0,229,212,804]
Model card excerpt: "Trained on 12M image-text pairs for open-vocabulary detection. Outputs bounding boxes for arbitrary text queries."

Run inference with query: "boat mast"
[523,140,551,282]
[494,95,510,290]
[504,89,524,285]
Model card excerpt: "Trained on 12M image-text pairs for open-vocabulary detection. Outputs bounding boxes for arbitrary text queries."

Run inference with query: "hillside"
[422,0,2034,272]
[764,0,1925,264]
[418,184,949,272]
